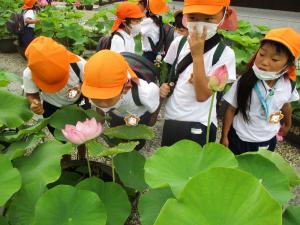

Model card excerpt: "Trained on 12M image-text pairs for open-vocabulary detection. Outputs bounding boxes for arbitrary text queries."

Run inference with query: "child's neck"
[265,79,278,88]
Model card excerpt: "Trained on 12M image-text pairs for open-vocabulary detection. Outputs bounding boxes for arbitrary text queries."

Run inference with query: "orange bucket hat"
[263,28,300,81]
[82,50,138,99]
[25,36,80,93]
[111,2,144,33]
[148,0,169,14]
[183,0,230,15]
[22,0,38,10]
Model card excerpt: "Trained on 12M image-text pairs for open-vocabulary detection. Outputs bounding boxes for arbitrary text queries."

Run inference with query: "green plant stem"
[112,156,115,183]
[86,149,92,177]
[206,91,216,144]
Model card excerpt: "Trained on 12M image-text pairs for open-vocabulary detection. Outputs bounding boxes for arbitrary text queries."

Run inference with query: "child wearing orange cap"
[82,50,160,148]
[221,28,300,154]
[20,0,41,49]
[160,0,236,147]
[110,2,144,53]
[23,36,90,135]
[140,0,169,62]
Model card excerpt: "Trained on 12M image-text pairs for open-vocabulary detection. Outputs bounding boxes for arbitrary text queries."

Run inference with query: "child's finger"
[201,26,207,40]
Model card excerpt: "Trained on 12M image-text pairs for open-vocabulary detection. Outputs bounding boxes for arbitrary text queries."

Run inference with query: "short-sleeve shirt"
[111,79,160,117]
[141,17,160,52]
[223,77,300,142]
[23,57,86,107]
[23,10,36,28]
[110,29,135,53]
[163,36,237,126]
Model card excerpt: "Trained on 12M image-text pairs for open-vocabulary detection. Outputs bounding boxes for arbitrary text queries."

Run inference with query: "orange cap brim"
[183,5,224,15]
[262,37,296,59]
[82,67,137,99]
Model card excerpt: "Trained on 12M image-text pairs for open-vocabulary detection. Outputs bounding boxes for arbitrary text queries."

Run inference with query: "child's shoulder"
[23,67,32,78]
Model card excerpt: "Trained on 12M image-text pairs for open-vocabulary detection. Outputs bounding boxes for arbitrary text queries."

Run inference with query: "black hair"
[138,0,148,8]
[236,40,295,122]
[173,11,184,29]
[116,18,135,31]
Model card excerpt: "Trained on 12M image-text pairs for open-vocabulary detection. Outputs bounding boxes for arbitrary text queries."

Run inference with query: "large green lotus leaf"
[283,205,300,225]
[17,118,49,135]
[0,90,33,128]
[257,149,300,187]
[76,177,131,225]
[144,140,237,197]
[48,171,83,188]
[103,125,154,140]
[13,141,73,186]
[87,140,138,157]
[114,151,148,191]
[8,182,47,225]
[5,133,45,160]
[0,155,22,206]
[0,216,8,225]
[154,168,282,225]
[237,154,294,205]
[49,105,88,129]
[0,70,22,86]
[32,185,107,225]
[138,187,174,225]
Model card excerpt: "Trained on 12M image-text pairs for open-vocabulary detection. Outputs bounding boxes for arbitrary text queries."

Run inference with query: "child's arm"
[278,103,292,136]
[220,104,236,147]
[189,26,212,102]
[26,93,44,115]
[24,18,41,25]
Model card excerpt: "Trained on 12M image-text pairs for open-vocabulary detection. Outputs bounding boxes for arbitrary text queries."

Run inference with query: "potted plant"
[75,0,84,10]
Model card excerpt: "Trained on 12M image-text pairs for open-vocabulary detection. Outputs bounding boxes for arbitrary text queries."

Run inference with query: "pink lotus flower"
[62,118,102,145]
[208,64,229,92]
[75,0,81,7]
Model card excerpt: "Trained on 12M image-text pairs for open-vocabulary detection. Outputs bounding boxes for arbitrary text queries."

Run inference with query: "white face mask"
[186,9,226,40]
[130,23,141,37]
[252,63,287,81]
[90,99,122,113]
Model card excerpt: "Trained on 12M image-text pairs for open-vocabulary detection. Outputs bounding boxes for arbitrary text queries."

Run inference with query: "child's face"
[255,43,289,73]
[186,9,225,24]
[130,18,143,25]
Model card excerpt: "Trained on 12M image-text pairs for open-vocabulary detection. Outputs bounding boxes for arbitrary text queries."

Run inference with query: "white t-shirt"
[110,29,135,53]
[141,17,160,52]
[111,79,160,117]
[163,36,236,126]
[23,10,36,28]
[223,77,300,142]
[23,57,86,107]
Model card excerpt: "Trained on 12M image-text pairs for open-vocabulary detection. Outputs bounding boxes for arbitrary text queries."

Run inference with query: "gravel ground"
[1,48,299,224]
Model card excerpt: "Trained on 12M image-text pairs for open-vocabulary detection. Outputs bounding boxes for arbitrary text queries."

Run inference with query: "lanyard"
[254,81,276,120]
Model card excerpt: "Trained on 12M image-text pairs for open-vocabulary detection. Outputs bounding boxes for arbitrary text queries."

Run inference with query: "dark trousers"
[142,51,157,63]
[108,112,152,150]
[161,120,217,147]
[19,27,35,49]
[228,127,277,155]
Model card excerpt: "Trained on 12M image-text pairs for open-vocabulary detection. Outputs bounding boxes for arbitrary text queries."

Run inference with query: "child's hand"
[278,124,291,137]
[35,18,41,24]
[220,136,229,147]
[160,83,171,98]
[30,99,44,115]
[188,25,207,58]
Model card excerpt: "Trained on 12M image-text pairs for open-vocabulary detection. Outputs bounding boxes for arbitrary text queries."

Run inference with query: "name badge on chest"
[66,86,81,100]
[269,111,284,124]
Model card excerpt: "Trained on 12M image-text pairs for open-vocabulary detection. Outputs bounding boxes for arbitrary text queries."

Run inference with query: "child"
[221,28,300,154]
[20,0,41,50]
[23,36,89,134]
[172,10,188,38]
[140,0,169,62]
[160,0,236,147]
[82,50,160,148]
[110,2,144,54]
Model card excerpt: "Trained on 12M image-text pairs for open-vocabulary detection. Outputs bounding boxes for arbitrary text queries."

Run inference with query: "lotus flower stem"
[206,91,216,144]
[86,150,92,177]
[112,156,116,183]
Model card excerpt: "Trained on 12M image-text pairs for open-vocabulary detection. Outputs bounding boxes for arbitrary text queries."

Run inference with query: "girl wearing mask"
[110,2,144,54]
[159,0,236,147]
[221,28,300,154]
